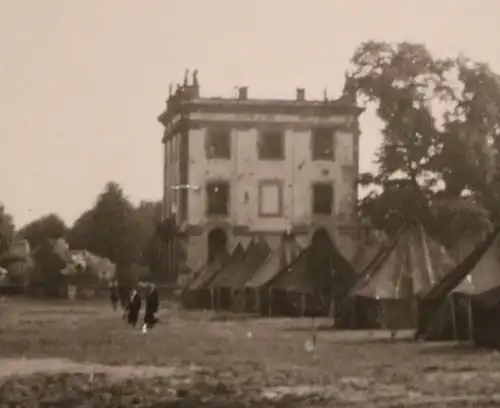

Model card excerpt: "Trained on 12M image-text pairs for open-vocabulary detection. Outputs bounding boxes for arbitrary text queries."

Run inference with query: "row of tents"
[181,224,500,349]
[182,229,357,317]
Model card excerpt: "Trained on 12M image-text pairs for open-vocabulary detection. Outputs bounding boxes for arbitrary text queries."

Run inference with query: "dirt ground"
[1,298,500,407]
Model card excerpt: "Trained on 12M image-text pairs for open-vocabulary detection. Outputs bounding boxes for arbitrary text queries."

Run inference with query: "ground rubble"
[1,361,500,408]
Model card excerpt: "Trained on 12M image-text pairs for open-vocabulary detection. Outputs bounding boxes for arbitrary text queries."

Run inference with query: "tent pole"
[467,297,474,343]
[450,295,457,341]
[352,297,356,329]
[255,289,259,314]
[268,288,273,316]
[300,293,306,317]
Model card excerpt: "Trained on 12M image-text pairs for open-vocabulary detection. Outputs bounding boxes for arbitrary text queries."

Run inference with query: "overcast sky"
[1,0,499,228]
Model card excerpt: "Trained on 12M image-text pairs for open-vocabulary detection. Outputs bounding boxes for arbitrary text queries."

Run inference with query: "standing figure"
[142,284,159,332]
[126,288,142,327]
[109,281,119,311]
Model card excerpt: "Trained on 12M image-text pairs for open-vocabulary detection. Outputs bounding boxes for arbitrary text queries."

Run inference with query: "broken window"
[206,129,231,159]
[312,183,334,215]
[312,128,336,160]
[206,182,229,216]
[258,131,284,160]
[258,181,283,216]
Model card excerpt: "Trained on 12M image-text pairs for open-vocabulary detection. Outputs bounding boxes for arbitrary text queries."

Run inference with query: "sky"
[1,0,500,228]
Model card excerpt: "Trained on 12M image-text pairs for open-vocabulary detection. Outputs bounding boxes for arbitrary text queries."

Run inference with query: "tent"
[416,226,500,345]
[343,223,456,331]
[183,244,245,309]
[243,236,302,314]
[208,238,270,311]
[351,230,388,275]
[265,230,357,317]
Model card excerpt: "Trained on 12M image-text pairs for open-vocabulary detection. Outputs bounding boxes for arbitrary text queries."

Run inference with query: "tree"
[79,182,141,284]
[438,58,500,219]
[17,214,67,249]
[0,204,15,253]
[346,41,500,242]
[134,201,165,280]
[67,209,94,250]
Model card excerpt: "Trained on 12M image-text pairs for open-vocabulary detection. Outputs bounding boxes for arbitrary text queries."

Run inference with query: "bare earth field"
[1,298,500,407]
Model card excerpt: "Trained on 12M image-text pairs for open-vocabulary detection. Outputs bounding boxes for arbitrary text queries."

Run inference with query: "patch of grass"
[1,298,500,406]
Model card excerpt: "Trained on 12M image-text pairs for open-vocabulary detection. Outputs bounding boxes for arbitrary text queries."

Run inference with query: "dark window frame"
[257,130,285,160]
[205,128,231,159]
[311,128,336,161]
[258,179,284,217]
[311,182,334,216]
[206,181,230,216]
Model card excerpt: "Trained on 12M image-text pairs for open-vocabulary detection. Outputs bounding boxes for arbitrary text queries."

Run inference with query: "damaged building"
[158,71,363,310]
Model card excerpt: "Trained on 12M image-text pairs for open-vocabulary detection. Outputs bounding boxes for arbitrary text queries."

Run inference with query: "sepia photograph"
[1,0,500,406]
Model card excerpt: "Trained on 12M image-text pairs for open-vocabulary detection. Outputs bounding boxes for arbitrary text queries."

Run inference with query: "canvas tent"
[342,223,456,331]
[183,244,245,309]
[264,230,358,317]
[208,238,270,311]
[243,236,302,314]
[351,230,388,275]
[416,226,500,345]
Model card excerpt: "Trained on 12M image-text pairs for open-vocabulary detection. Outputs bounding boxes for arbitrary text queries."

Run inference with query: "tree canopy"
[17,214,67,250]
[346,41,500,245]
[67,182,165,283]
[0,204,15,253]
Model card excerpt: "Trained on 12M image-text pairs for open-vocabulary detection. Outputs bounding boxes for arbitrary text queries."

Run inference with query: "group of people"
[110,282,160,333]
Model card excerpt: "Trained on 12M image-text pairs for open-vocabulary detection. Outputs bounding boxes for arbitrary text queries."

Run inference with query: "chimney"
[238,87,248,101]
[296,88,305,101]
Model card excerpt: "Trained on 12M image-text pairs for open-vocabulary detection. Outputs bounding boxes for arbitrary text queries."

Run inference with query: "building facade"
[158,72,363,277]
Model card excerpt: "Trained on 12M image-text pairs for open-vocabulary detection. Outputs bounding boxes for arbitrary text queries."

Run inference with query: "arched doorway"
[207,228,228,264]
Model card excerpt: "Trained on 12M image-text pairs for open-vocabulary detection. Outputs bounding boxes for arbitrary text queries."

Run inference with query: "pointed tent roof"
[352,230,388,274]
[415,226,500,339]
[351,244,381,275]
[269,233,357,297]
[269,247,311,293]
[350,224,456,300]
[423,226,500,300]
[206,244,247,288]
[245,237,302,288]
[188,244,244,290]
[210,238,270,289]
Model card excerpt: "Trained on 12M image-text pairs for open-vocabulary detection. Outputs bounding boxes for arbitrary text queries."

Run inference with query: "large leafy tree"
[438,58,500,219]
[134,201,166,280]
[82,182,140,273]
[346,41,500,243]
[69,195,166,282]
[17,213,67,249]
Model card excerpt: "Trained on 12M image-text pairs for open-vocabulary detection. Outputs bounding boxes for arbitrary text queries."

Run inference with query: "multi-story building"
[158,71,363,277]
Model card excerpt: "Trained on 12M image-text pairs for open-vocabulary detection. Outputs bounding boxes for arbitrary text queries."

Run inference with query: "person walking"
[126,288,142,327]
[142,284,159,333]
[109,281,119,311]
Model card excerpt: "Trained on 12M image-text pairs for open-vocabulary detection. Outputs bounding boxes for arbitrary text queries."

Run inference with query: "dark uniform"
[109,282,119,311]
[126,289,142,327]
[143,284,159,330]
